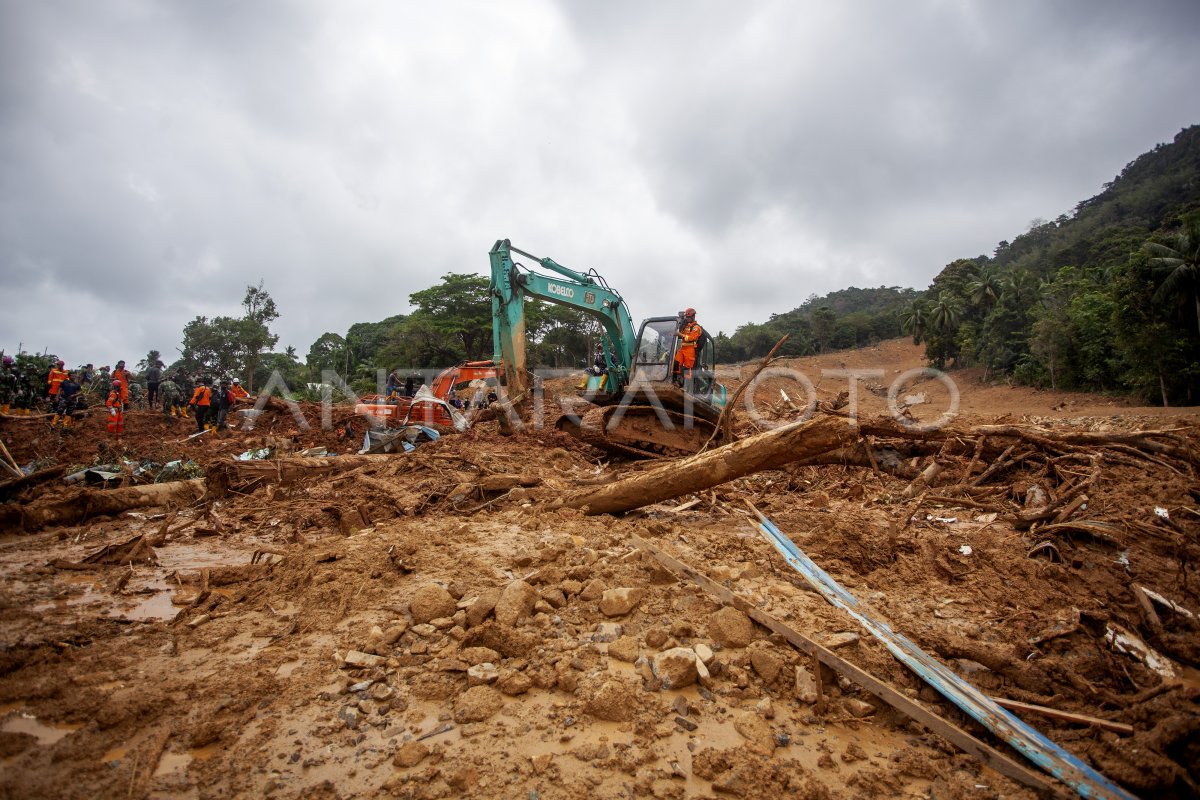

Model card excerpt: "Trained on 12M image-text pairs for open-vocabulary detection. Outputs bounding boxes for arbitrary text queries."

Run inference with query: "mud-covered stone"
[608,635,640,663]
[585,678,639,722]
[709,606,755,649]
[453,685,504,723]
[410,584,457,624]
[652,647,699,689]
[599,587,644,617]
[494,580,538,627]
[393,740,429,768]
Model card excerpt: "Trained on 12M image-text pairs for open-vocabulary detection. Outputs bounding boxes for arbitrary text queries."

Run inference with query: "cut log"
[563,415,857,515]
[1,479,206,532]
[206,454,400,496]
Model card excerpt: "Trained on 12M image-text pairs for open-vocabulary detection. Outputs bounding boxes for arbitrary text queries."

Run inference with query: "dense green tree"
[306,332,347,378]
[174,283,280,389]
[408,274,492,361]
[237,282,280,391]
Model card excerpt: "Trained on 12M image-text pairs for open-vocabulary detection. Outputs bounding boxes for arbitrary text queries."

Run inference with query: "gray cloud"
[2,0,1198,365]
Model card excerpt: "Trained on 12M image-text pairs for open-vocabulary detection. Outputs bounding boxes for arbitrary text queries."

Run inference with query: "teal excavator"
[489,239,726,456]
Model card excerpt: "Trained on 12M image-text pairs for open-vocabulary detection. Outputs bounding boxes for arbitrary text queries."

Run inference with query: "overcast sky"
[2,0,1198,369]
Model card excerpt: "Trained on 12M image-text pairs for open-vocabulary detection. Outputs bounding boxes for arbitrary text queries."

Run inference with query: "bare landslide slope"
[0,341,1197,799]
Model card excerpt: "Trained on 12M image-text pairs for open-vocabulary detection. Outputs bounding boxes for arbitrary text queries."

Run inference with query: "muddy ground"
[1,339,1197,799]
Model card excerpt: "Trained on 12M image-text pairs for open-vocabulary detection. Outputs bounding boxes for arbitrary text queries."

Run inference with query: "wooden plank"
[990,698,1134,737]
[628,533,1060,797]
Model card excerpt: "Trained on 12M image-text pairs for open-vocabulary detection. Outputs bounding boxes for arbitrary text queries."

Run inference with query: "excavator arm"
[489,239,637,404]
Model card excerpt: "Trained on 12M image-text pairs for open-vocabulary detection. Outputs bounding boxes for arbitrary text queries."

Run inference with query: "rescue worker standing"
[215,379,234,431]
[145,360,163,407]
[0,356,15,414]
[106,379,126,443]
[159,374,183,417]
[673,308,703,386]
[189,379,213,433]
[51,372,81,427]
[112,360,133,404]
[47,359,68,402]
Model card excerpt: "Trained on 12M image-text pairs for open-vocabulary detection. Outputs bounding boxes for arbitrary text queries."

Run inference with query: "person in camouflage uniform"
[159,374,184,417]
[0,356,16,414]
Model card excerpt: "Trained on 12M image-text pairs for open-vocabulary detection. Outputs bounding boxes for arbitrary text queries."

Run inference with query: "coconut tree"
[1143,217,1200,338]
[898,301,927,344]
[967,267,1002,309]
[925,292,965,368]
[928,291,964,333]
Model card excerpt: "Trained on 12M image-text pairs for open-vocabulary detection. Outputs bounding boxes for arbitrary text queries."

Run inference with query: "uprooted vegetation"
[1,340,1198,799]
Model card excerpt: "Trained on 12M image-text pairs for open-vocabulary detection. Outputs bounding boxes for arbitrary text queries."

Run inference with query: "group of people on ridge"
[1,353,251,444]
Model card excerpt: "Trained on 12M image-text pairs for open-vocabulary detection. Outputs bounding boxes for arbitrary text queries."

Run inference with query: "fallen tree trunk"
[206,454,400,496]
[1,479,206,532]
[563,415,857,515]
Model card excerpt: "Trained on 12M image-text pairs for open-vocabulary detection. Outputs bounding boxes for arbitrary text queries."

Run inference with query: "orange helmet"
[684,308,696,318]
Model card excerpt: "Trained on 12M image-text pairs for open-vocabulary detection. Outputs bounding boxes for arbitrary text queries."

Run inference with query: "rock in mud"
[393,740,429,768]
[585,678,639,722]
[467,663,499,686]
[591,622,623,642]
[579,579,606,601]
[749,646,785,684]
[652,648,700,689]
[644,627,668,648]
[458,646,501,665]
[497,671,532,696]
[339,705,362,730]
[599,587,645,617]
[844,698,876,718]
[494,580,538,627]
[794,665,819,704]
[344,650,386,668]
[608,635,640,663]
[709,607,755,649]
[410,584,457,624]
[465,589,500,628]
[453,685,504,723]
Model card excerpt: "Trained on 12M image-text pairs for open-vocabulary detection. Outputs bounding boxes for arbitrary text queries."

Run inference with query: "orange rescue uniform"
[229,385,249,400]
[112,368,133,402]
[190,386,212,407]
[674,321,703,371]
[47,367,68,397]
[105,389,124,436]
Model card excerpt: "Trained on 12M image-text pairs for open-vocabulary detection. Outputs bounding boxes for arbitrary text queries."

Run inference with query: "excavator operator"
[673,308,703,386]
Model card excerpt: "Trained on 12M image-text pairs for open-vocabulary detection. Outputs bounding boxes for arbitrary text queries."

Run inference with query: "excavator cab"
[631,317,725,408]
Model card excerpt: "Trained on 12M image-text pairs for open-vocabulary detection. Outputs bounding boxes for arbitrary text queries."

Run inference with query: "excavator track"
[556,403,721,458]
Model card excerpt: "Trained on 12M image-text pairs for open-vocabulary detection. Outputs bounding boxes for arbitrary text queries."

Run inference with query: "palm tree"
[928,292,964,333]
[1143,217,1200,338]
[899,302,927,344]
[1000,270,1039,309]
[967,267,1001,309]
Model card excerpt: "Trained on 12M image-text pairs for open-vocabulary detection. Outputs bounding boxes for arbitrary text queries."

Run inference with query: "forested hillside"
[905,125,1200,404]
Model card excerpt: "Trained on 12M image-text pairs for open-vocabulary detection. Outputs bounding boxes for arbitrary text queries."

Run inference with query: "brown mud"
[0,339,1197,799]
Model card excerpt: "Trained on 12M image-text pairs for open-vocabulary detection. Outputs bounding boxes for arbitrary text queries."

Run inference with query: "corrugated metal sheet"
[751,510,1137,800]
